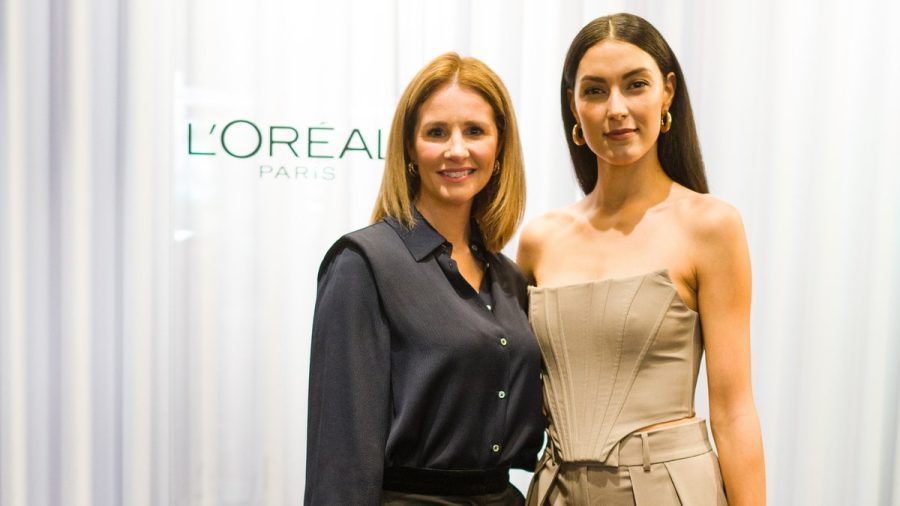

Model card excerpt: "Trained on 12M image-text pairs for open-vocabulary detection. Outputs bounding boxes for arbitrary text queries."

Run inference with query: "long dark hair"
[561,13,708,194]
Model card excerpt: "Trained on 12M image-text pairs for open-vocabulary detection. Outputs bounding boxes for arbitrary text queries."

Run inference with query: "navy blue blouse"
[304,211,544,504]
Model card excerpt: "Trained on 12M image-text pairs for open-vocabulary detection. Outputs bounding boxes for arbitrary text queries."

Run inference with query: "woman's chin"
[597,148,650,168]
[418,191,475,210]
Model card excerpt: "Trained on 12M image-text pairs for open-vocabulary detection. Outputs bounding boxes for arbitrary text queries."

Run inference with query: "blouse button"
[492,443,501,453]
[498,390,506,399]
[486,304,492,311]
[471,244,479,252]
[499,337,508,346]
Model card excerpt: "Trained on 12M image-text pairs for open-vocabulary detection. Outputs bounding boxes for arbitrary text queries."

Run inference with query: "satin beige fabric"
[526,270,727,505]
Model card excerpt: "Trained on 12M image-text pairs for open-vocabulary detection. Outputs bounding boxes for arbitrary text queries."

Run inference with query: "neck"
[415,197,472,247]
[586,149,671,214]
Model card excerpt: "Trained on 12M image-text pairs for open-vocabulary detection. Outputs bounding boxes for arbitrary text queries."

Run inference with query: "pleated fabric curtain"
[1,0,174,504]
[2,0,900,505]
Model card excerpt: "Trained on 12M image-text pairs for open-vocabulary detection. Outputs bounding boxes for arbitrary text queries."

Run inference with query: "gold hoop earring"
[492,160,500,174]
[407,162,418,175]
[660,111,673,133]
[571,123,586,146]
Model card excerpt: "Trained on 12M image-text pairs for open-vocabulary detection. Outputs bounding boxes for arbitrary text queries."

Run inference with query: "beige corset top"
[528,269,702,466]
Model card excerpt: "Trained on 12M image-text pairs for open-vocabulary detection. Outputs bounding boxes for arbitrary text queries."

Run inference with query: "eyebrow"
[580,68,653,83]
[420,119,491,127]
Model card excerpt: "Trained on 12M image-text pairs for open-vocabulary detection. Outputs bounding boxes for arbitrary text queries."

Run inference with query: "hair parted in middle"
[371,52,526,253]
[561,13,709,195]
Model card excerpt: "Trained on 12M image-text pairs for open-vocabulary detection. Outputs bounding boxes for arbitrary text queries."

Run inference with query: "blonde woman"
[305,53,543,505]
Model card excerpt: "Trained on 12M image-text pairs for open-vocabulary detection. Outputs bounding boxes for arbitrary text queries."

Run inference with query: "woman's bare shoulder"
[669,190,745,241]
[519,205,582,251]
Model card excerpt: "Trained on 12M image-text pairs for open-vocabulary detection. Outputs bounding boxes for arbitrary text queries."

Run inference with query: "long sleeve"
[304,245,392,505]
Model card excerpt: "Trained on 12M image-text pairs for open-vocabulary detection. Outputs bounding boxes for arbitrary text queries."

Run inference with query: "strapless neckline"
[527,266,704,464]
[529,268,671,293]
[529,269,696,315]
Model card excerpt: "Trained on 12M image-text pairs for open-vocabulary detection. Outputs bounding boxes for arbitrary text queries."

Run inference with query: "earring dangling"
[407,162,418,175]
[571,123,586,146]
[493,160,500,174]
[660,111,673,133]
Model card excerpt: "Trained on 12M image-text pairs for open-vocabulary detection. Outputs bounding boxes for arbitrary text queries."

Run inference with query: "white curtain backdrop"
[2,0,899,505]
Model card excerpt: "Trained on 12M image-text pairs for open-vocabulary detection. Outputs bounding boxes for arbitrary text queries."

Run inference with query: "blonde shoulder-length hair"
[371,52,526,253]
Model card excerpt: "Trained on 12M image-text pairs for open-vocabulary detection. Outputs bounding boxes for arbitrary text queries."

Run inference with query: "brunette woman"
[519,14,765,505]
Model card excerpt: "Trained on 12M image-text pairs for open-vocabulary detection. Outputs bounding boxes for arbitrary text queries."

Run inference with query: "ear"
[663,71,676,111]
[406,112,420,163]
[406,138,417,164]
[567,88,578,119]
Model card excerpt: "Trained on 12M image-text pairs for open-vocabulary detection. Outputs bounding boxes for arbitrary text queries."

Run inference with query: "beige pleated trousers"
[527,420,728,506]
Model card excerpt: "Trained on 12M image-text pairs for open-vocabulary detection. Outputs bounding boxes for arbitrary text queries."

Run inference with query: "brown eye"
[426,127,446,137]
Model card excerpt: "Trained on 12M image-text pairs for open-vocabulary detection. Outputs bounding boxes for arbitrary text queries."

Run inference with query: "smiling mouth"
[439,169,476,178]
[604,128,637,141]
[605,128,636,136]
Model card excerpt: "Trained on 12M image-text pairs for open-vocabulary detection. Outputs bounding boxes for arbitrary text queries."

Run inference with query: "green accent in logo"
[187,120,387,161]
[269,126,300,156]
[221,119,262,159]
[187,123,215,155]
[340,128,371,159]
[307,126,335,159]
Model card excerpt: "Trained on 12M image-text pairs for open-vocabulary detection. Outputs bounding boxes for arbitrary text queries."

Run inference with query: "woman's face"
[411,83,499,212]
[570,39,675,167]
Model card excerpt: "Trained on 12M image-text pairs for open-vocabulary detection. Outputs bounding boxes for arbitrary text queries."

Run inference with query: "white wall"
[2,0,898,504]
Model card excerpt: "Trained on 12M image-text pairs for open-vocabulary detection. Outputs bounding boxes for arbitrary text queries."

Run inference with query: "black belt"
[382,466,510,495]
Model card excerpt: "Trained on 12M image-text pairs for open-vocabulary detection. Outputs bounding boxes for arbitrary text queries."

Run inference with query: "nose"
[444,130,469,160]
[607,87,628,120]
